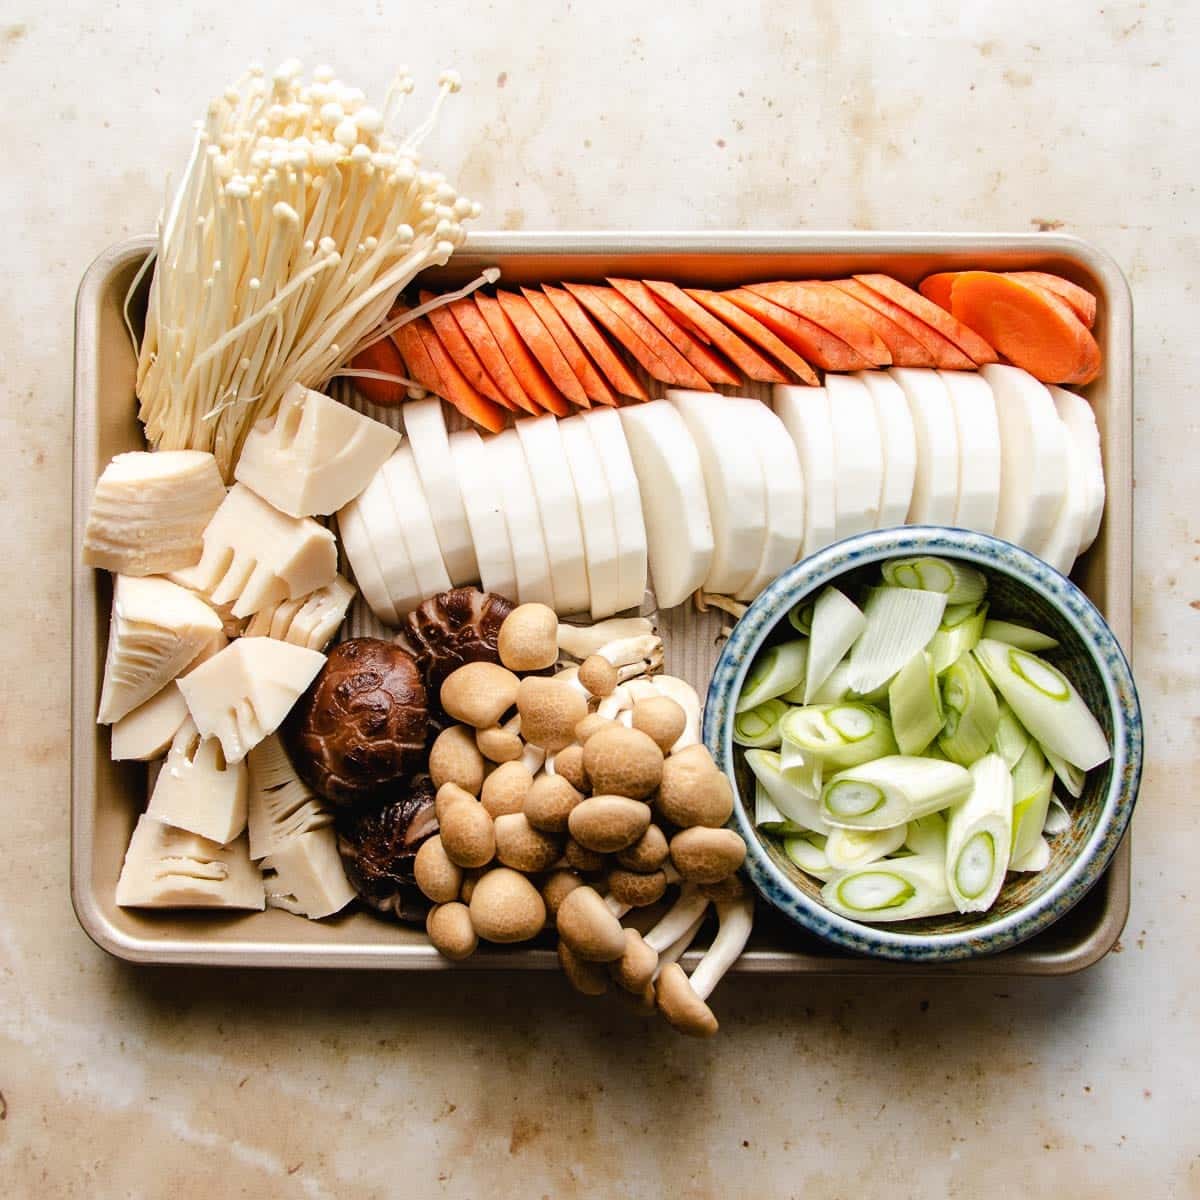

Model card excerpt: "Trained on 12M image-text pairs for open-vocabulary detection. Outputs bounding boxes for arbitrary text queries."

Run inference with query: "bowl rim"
[703,526,1143,962]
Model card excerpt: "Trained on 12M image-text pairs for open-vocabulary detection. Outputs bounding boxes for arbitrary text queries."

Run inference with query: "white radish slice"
[1048,386,1105,558]
[515,415,590,616]
[379,446,451,612]
[773,385,836,558]
[336,490,399,625]
[855,371,915,530]
[733,397,806,602]
[351,464,420,619]
[980,364,1069,553]
[1038,423,1089,575]
[826,374,884,540]
[889,367,960,525]
[618,401,714,609]
[489,429,556,608]
[939,370,1001,534]
[583,406,648,614]
[669,389,766,595]
[560,416,622,620]
[402,398,478,586]
[448,429,518,600]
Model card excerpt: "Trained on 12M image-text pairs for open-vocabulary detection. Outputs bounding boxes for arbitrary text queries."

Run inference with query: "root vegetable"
[429,725,486,794]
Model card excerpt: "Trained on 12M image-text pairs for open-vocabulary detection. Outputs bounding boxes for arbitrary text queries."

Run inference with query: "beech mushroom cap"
[606,866,668,908]
[524,774,583,833]
[413,834,463,904]
[564,837,607,875]
[699,874,747,902]
[438,797,497,869]
[476,719,524,764]
[610,928,659,993]
[555,885,627,962]
[429,724,486,794]
[656,962,719,1037]
[426,901,478,960]
[552,743,588,793]
[657,746,734,829]
[568,795,652,853]
[557,938,609,996]
[497,603,559,672]
[578,654,618,698]
[582,726,664,800]
[516,676,589,752]
[541,868,583,920]
[468,868,547,943]
[440,662,520,729]
[575,713,617,744]
[631,696,687,755]
[480,760,534,817]
[459,869,482,904]
[669,827,747,884]
[493,812,563,873]
[615,823,670,872]
[435,781,477,824]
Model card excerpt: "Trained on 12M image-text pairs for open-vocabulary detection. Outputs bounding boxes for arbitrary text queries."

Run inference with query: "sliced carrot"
[853,274,999,366]
[949,271,1101,386]
[348,333,410,406]
[542,286,646,402]
[917,272,958,312]
[522,287,612,406]
[496,290,587,410]
[414,321,507,433]
[449,297,538,414]
[650,290,714,345]
[475,293,570,416]
[607,278,739,386]
[745,281,890,366]
[392,317,444,394]
[643,280,790,385]
[820,284,936,367]
[685,289,819,386]
[1007,272,1097,328]
[725,288,870,372]
[419,291,511,408]
[829,279,975,371]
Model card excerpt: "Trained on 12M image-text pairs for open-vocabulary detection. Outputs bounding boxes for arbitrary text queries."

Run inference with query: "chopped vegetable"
[825,824,907,871]
[945,754,1013,912]
[846,585,948,694]
[821,755,973,830]
[928,601,988,674]
[745,748,828,834]
[755,781,806,834]
[905,812,948,857]
[882,556,987,605]
[1010,741,1055,865]
[937,653,1000,766]
[822,855,957,923]
[889,650,944,755]
[804,587,866,703]
[733,698,789,748]
[981,619,1060,652]
[783,834,837,881]
[1045,747,1086,798]
[736,639,810,714]
[780,703,897,770]
[992,698,1031,768]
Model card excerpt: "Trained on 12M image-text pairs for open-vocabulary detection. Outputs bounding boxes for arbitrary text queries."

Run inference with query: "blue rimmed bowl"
[703,526,1143,963]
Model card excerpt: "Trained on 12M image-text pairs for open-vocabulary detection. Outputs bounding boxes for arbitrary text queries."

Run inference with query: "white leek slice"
[846,586,948,694]
[822,755,972,830]
[881,556,987,605]
[1038,418,1090,575]
[804,587,866,703]
[980,364,1069,553]
[939,370,1001,534]
[981,619,1059,652]
[1010,742,1054,865]
[825,824,907,871]
[490,429,555,608]
[772,384,836,557]
[779,703,896,770]
[806,661,854,705]
[1049,385,1106,558]
[1010,836,1051,873]
[745,748,829,834]
[937,652,1000,766]
[1045,796,1072,835]
[992,698,1031,768]
[826,374,885,540]
[822,854,956,923]
[1044,747,1086,798]
[945,753,1013,912]
[888,650,944,756]
[733,699,789,748]
[973,639,1110,771]
[146,718,249,845]
[755,781,806,834]
[379,446,453,608]
[889,368,959,524]
[856,371,916,530]
[559,416,622,620]
[928,601,988,674]
[737,639,809,713]
[905,812,947,857]
[449,429,518,601]
[783,833,836,881]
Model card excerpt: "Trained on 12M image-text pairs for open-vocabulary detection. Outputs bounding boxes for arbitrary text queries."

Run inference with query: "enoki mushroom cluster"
[412,602,753,1036]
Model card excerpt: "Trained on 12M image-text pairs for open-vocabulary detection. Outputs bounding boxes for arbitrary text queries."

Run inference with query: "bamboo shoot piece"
[944,754,1013,912]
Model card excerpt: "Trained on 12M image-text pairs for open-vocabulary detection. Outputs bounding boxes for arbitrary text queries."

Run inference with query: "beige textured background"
[3,2,1197,1196]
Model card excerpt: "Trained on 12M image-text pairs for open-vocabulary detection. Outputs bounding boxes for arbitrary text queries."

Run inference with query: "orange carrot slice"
[745,281,890,366]
[1007,272,1097,328]
[917,272,958,313]
[643,280,791,385]
[419,291,511,408]
[853,274,999,366]
[725,288,870,372]
[822,284,936,367]
[607,278,739,386]
[414,321,508,433]
[450,297,538,414]
[496,289,588,409]
[830,279,975,370]
[542,286,645,401]
[475,293,570,416]
[684,289,820,386]
[949,271,1101,385]
[522,287,612,406]
[348,333,410,406]
[392,318,443,394]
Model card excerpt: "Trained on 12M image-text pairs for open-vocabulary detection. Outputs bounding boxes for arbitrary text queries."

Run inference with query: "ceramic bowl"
[703,527,1142,962]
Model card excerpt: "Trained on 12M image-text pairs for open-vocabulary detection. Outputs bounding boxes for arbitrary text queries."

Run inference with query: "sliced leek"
[745,748,829,834]
[754,780,806,834]
[1010,742,1054,865]
[803,587,866,703]
[733,698,789,748]
[825,824,907,871]
[944,754,1013,913]
[905,812,947,857]
[787,598,814,636]
[992,699,1030,769]
[779,703,897,770]
[974,639,1110,771]
[882,556,987,605]
[736,639,809,714]
[981,619,1059,652]
[1010,836,1051,872]
[928,601,988,674]
[822,854,956,923]
[846,586,947,694]
[937,653,1000,766]
[784,833,836,881]
[1044,747,1086,798]
[821,755,972,830]
[1044,795,1072,835]
[889,650,944,755]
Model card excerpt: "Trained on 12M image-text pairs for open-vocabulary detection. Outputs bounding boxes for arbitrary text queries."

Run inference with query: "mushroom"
[520,740,546,776]
[440,662,520,729]
[439,798,496,869]
[493,812,563,873]
[476,714,524,764]
[435,781,477,824]
[556,617,655,661]
[630,696,687,755]
[582,726,664,800]
[669,827,747,883]
[577,655,618,698]
[575,713,616,744]
[596,678,661,722]
[413,835,463,904]
[564,837,607,874]
[555,885,627,962]
[655,908,709,977]
[426,902,478,960]
[648,675,702,752]
[611,891,708,994]
[558,939,609,996]
[699,874,747,903]
[468,867,546,942]
[516,676,589,752]
[656,896,754,1037]
[657,745,734,829]
[567,795,652,853]
[428,724,486,794]
[605,866,668,908]
[615,824,670,872]
[497,603,560,672]
[546,743,588,793]
[524,774,583,833]
[643,885,711,955]
[540,868,583,922]
[610,928,658,993]
[480,760,534,817]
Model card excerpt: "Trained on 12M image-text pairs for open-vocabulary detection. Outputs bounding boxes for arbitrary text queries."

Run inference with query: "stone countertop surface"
[2,2,1197,1196]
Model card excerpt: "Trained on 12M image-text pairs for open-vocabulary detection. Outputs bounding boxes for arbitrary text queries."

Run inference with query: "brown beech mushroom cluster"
[408,602,753,1037]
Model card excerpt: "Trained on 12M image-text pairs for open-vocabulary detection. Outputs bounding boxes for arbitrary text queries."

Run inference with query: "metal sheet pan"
[72,231,1133,974]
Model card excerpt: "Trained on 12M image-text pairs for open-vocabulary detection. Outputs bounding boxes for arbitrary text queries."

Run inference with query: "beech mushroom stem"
[556,618,654,661]
[648,676,702,751]
[644,887,710,954]
[654,909,708,979]
[686,896,754,1001]
[603,893,632,919]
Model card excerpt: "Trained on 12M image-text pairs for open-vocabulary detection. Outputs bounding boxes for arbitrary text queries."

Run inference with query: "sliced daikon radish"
[448,429,518,600]
[772,385,836,558]
[804,586,867,703]
[618,401,714,609]
[489,429,556,608]
[582,407,648,614]
[339,472,406,623]
[1049,385,1105,557]
[516,415,590,616]
[559,416,622,619]
[669,390,765,594]
[980,364,1069,553]
[1038,422,1090,574]
[378,447,451,613]
[939,370,1001,534]
[826,374,884,540]
[856,371,915,530]
[889,368,960,525]
[733,397,806,601]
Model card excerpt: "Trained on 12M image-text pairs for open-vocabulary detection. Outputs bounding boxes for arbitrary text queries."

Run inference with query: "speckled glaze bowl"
[703,527,1142,963]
